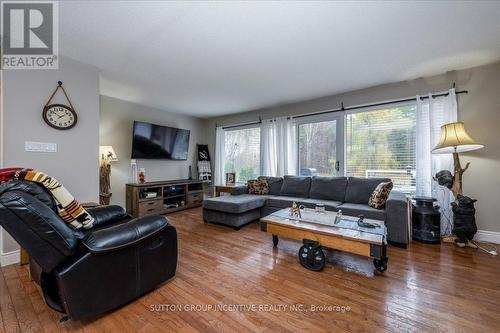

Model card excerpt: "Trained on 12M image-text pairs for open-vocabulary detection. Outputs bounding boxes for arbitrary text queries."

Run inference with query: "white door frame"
[294,112,345,176]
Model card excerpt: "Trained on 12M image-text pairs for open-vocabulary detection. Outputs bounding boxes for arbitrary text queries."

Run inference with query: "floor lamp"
[432,122,484,246]
[99,146,118,205]
[432,122,483,198]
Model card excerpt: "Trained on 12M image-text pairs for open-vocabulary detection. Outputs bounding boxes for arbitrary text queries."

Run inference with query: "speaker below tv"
[131,121,190,160]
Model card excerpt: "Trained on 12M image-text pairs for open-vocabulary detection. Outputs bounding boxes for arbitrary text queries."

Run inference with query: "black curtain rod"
[221,89,468,129]
[222,120,262,130]
[294,89,467,119]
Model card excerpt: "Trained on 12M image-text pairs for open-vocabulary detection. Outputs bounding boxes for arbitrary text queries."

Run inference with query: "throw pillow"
[247,179,269,195]
[368,181,393,209]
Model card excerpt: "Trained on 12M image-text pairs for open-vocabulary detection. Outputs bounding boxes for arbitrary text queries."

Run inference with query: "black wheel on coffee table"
[373,257,388,272]
[298,244,325,271]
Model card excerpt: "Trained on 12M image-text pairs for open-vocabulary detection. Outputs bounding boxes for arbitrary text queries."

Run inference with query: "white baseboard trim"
[0,249,20,267]
[475,230,500,244]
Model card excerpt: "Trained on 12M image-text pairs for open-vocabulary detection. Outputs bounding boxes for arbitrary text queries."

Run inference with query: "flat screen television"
[131,121,190,160]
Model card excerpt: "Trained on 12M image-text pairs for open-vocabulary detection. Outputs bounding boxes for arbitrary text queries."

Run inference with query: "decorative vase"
[129,159,138,184]
[138,168,146,183]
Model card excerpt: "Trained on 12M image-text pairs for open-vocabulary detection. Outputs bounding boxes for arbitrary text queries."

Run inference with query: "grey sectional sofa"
[203,176,409,247]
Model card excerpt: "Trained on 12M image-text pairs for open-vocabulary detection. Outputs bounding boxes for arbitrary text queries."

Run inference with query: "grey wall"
[100,96,208,207]
[1,57,100,254]
[206,61,500,233]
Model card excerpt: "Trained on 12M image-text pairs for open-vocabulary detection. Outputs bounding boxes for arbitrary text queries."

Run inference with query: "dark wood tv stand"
[126,179,204,218]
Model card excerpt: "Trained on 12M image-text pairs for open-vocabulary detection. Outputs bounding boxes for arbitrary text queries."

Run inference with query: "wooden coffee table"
[260,208,388,272]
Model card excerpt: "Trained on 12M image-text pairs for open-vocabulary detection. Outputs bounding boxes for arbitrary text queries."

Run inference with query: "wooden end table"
[214,183,243,197]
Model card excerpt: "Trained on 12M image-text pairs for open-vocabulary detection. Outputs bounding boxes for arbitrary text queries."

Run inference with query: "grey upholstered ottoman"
[202,194,267,230]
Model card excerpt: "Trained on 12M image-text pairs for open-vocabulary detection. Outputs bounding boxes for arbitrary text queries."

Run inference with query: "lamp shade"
[432,122,483,154]
[99,146,118,161]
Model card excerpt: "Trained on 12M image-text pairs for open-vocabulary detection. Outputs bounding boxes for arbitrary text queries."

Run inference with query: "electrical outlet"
[25,141,57,153]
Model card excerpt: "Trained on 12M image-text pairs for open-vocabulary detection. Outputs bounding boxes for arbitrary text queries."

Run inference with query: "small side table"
[20,249,29,265]
[214,184,243,197]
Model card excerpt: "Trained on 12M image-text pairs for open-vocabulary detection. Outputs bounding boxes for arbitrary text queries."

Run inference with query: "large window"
[296,105,416,193]
[218,104,417,193]
[345,105,416,193]
[298,119,339,176]
[224,127,261,183]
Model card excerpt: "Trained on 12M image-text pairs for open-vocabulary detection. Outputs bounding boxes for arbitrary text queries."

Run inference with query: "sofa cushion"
[337,203,386,221]
[203,194,267,214]
[279,176,311,197]
[265,196,341,210]
[345,177,391,204]
[309,176,348,202]
[247,179,269,195]
[261,206,283,217]
[203,209,261,228]
[299,198,342,210]
[258,176,283,195]
[265,196,300,208]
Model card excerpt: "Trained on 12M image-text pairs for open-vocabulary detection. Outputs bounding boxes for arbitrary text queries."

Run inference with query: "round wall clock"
[43,104,78,130]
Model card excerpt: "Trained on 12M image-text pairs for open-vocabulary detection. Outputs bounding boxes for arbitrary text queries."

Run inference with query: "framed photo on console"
[225,172,236,185]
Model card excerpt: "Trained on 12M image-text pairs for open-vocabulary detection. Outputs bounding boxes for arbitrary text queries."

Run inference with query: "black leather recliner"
[0,180,177,320]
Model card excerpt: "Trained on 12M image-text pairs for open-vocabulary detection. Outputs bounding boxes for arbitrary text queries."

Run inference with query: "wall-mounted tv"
[131,121,190,160]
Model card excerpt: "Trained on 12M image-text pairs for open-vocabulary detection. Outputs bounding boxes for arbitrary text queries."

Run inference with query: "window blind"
[345,105,417,194]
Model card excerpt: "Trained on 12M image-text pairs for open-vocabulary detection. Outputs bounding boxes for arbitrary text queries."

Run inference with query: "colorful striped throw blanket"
[0,168,94,229]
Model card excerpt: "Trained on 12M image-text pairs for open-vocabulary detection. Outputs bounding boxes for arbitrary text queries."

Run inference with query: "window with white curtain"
[217,104,418,193]
[345,104,417,194]
[224,126,261,183]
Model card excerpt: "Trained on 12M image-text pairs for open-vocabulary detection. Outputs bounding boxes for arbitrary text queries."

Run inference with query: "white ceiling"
[59,1,500,118]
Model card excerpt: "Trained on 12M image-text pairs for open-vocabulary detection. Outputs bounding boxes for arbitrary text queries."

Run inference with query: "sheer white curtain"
[261,119,276,176]
[260,116,297,176]
[276,117,297,176]
[214,126,226,185]
[416,88,457,234]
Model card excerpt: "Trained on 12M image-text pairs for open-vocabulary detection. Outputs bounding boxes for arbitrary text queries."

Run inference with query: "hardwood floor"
[1,207,499,333]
